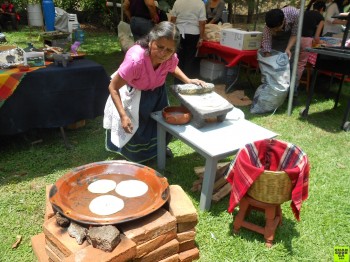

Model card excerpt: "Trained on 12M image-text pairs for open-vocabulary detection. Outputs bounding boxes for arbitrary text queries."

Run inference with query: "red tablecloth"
[198,41,258,68]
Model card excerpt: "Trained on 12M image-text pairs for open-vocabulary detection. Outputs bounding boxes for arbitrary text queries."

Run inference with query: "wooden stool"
[233,195,283,248]
[232,171,291,248]
[299,62,313,92]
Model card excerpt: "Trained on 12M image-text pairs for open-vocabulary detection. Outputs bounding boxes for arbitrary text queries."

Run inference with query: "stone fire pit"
[31,184,200,262]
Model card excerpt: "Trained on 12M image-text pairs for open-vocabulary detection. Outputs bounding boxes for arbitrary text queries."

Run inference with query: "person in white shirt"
[323,0,346,36]
[170,0,206,81]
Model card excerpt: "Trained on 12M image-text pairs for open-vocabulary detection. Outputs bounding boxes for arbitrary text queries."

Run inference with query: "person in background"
[123,0,159,41]
[205,0,226,24]
[0,0,19,31]
[323,0,346,36]
[103,21,206,163]
[260,6,300,104]
[296,1,326,92]
[170,0,206,81]
[261,6,300,59]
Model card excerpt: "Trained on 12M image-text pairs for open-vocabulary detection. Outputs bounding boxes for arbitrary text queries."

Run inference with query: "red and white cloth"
[307,52,318,66]
[226,139,310,221]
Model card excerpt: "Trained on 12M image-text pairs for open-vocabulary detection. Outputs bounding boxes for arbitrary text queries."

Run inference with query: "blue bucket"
[42,0,55,31]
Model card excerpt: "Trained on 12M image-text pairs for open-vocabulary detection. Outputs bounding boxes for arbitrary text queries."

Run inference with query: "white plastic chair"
[68,13,79,39]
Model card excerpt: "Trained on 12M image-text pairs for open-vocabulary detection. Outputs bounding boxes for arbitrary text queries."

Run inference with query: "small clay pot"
[162,106,192,125]
[18,65,30,71]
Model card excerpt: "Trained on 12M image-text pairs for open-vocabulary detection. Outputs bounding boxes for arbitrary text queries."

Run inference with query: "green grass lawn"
[0,26,349,261]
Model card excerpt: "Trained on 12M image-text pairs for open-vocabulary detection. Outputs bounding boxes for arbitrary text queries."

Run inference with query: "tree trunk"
[253,0,260,30]
[247,0,255,24]
[228,3,233,24]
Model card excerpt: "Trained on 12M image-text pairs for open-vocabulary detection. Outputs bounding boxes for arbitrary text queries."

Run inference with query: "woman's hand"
[121,115,133,134]
[196,38,203,48]
[285,49,292,59]
[188,78,206,87]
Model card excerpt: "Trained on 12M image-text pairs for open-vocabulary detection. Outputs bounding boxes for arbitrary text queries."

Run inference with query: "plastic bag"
[117,21,134,53]
[250,50,290,114]
[54,7,69,32]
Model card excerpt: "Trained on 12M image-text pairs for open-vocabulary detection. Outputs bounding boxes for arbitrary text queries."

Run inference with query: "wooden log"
[212,183,232,203]
[194,162,230,176]
[213,176,228,192]
[191,178,203,192]
[217,163,230,176]
[192,162,230,194]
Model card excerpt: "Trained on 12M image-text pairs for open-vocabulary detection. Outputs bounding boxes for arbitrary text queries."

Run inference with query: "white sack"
[117,21,134,53]
[250,50,290,114]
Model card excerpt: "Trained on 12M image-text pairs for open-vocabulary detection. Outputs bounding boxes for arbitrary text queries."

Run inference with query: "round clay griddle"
[49,160,169,225]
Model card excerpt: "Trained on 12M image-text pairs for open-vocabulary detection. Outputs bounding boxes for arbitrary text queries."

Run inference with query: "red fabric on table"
[226,139,310,221]
[198,41,258,67]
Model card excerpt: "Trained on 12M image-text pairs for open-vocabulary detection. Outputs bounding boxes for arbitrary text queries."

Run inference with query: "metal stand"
[301,13,350,131]
[225,62,255,93]
[59,127,72,149]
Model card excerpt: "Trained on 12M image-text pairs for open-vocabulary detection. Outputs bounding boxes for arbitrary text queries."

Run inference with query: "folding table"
[198,41,258,92]
[151,110,277,211]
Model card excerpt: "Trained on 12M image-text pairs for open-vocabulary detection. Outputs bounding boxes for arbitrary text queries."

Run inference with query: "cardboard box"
[220,29,262,50]
[200,59,225,81]
[24,52,45,67]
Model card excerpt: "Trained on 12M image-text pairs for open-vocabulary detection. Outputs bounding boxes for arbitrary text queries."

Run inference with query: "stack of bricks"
[31,184,199,262]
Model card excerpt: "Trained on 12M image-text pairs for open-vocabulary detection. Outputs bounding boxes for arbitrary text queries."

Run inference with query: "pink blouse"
[118,45,179,91]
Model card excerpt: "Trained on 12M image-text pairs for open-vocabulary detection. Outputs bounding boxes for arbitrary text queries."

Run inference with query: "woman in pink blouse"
[104,21,205,163]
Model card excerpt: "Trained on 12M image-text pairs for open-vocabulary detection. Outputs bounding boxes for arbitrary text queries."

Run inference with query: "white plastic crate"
[200,59,225,81]
[68,14,78,23]
[68,22,79,33]
[68,13,80,39]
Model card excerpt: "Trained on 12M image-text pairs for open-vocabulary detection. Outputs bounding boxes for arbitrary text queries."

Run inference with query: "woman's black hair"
[313,0,326,11]
[137,21,180,50]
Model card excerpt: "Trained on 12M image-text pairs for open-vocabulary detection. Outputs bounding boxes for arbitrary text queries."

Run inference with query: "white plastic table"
[150,110,278,211]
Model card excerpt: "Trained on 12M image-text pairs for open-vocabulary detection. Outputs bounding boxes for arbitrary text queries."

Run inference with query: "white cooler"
[200,59,225,81]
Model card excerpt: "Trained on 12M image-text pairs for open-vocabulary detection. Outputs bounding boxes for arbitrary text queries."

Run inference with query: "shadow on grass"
[223,209,299,251]
[0,117,122,186]
[237,85,349,133]
[159,138,302,251]
[297,105,349,133]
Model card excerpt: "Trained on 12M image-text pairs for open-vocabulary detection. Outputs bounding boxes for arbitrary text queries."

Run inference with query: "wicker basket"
[248,170,292,204]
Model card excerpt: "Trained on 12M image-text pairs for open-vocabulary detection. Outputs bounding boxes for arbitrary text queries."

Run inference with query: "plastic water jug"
[42,0,55,31]
[74,26,85,43]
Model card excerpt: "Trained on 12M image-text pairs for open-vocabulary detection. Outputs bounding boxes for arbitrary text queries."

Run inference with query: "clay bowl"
[18,65,30,71]
[49,160,169,225]
[162,106,192,125]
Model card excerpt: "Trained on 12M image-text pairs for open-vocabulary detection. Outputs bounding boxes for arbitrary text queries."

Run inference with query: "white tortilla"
[88,179,117,194]
[115,180,148,198]
[89,195,124,216]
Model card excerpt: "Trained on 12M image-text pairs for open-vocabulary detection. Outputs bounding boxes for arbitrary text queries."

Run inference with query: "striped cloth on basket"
[226,138,310,221]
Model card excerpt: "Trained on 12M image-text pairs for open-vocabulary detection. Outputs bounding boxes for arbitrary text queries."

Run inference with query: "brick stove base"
[31,184,200,262]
